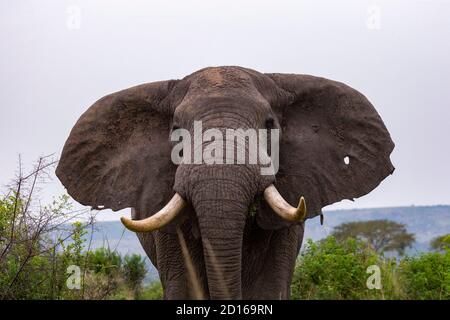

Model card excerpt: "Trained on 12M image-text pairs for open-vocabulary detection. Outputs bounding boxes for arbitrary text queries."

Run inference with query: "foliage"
[291,236,450,300]
[398,249,450,299]
[430,234,450,252]
[139,281,164,300]
[0,156,80,299]
[0,156,150,300]
[331,220,415,255]
[59,221,87,268]
[291,237,385,299]
[87,248,122,275]
[123,254,147,298]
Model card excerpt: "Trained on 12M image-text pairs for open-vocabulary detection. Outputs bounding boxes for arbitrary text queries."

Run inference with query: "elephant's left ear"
[259,73,394,227]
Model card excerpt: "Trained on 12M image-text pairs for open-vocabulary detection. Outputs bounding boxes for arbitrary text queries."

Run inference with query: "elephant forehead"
[175,92,270,122]
[201,68,226,85]
[189,66,255,90]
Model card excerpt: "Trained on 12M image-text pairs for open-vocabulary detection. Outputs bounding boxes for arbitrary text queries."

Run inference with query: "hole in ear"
[344,156,350,165]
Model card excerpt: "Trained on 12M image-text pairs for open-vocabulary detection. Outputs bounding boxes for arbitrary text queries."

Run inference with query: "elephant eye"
[265,118,275,129]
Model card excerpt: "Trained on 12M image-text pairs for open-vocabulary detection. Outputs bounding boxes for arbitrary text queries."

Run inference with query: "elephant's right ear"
[56,80,179,213]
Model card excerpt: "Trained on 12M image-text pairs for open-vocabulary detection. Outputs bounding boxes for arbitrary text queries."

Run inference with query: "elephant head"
[56,66,394,299]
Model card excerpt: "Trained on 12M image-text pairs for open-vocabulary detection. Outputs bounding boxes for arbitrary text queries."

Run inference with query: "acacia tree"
[331,220,415,255]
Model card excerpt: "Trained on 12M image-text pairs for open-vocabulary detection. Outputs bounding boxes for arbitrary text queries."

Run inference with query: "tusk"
[263,184,307,222]
[120,193,186,232]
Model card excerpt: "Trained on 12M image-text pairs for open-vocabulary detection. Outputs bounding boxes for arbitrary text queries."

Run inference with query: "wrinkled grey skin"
[56,66,394,299]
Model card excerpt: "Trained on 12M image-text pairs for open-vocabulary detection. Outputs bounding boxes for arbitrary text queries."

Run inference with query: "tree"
[0,156,94,299]
[331,220,415,255]
[430,234,450,252]
[122,254,147,299]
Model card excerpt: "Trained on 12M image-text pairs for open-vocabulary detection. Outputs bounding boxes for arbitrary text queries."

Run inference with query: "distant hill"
[86,205,450,282]
[306,205,450,254]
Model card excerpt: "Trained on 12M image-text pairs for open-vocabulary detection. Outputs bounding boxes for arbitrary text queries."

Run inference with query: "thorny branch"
[0,155,96,299]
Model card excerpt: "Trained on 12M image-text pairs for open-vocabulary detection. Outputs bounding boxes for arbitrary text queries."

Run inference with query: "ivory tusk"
[120,193,186,232]
[263,184,307,222]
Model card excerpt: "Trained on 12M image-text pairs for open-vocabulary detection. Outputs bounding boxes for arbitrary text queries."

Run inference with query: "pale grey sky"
[1,0,449,221]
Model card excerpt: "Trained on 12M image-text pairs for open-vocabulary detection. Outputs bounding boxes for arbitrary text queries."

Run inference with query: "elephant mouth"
[120,184,307,233]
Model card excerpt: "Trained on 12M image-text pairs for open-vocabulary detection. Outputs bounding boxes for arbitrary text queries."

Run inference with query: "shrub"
[87,248,122,275]
[399,249,450,300]
[139,281,163,300]
[122,254,147,298]
[291,236,403,300]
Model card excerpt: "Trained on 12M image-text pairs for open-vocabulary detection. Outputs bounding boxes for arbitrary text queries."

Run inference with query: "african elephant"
[56,66,394,299]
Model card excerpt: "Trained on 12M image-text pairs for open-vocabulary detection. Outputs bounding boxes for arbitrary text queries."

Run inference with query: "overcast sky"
[1,0,449,221]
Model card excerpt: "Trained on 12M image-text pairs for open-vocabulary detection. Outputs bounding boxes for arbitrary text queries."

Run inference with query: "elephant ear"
[56,80,180,220]
[257,73,395,229]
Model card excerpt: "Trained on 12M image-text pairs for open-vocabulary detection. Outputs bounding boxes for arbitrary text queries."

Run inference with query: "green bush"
[87,248,122,275]
[123,254,147,297]
[399,249,450,299]
[291,236,406,300]
[291,236,450,300]
[139,281,163,300]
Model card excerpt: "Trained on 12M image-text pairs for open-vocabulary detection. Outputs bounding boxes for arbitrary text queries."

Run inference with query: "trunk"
[190,165,255,299]
[174,123,272,299]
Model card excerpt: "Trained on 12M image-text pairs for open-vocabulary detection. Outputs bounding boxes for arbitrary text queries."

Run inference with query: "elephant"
[56,66,394,299]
